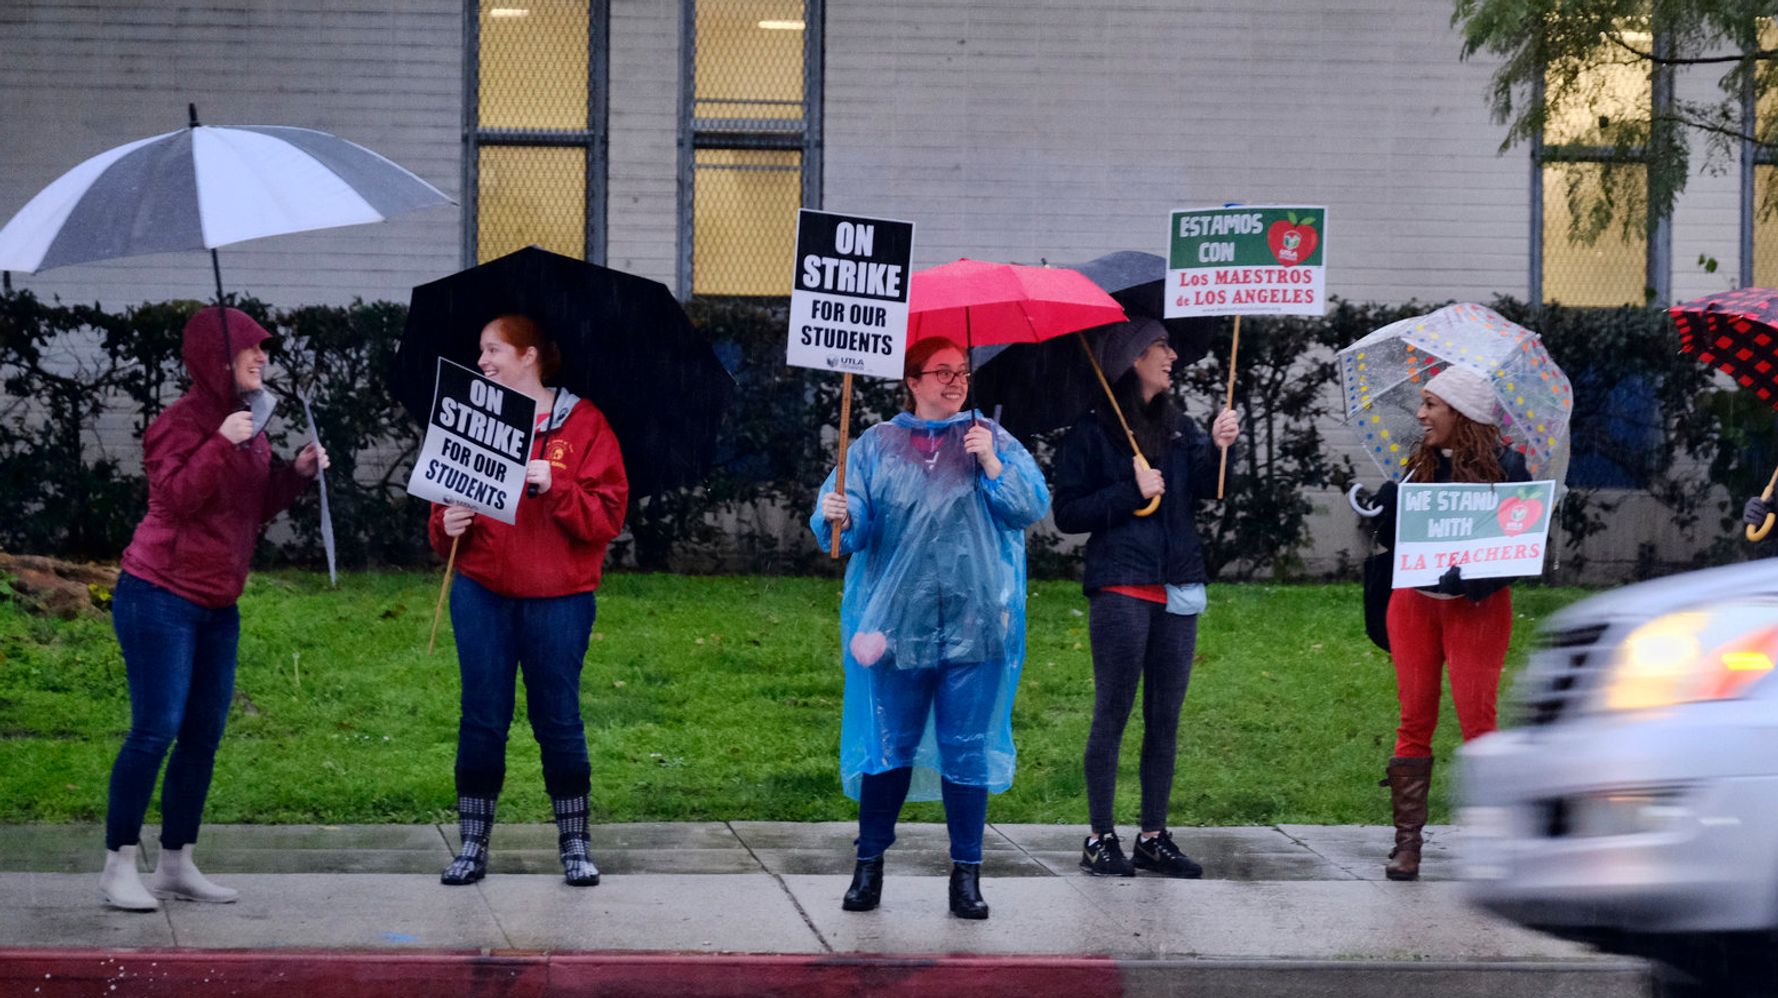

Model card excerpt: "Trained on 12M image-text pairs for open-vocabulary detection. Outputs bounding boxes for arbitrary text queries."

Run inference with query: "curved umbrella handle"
[1133,454,1161,518]
[1348,482,1384,518]
[1749,466,1778,543]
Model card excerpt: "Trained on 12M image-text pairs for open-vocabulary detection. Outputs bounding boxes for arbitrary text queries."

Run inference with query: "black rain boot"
[948,862,989,920]
[842,856,884,911]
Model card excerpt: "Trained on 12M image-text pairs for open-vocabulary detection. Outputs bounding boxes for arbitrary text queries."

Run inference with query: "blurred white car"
[1458,559,1778,993]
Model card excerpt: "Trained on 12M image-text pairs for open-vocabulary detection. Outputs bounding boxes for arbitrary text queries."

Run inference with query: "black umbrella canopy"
[969,252,1220,440]
[1069,250,1216,365]
[391,246,735,498]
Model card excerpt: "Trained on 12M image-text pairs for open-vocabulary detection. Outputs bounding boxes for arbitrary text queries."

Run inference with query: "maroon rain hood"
[119,307,307,608]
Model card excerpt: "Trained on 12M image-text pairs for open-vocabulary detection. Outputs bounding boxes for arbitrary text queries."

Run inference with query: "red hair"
[902,337,965,412]
[904,336,964,381]
[485,314,562,382]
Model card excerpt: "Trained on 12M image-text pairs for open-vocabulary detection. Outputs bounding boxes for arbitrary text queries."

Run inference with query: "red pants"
[1386,588,1512,758]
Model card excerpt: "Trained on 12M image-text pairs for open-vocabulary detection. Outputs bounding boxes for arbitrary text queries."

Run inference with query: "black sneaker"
[1079,832,1136,877]
[1132,830,1203,879]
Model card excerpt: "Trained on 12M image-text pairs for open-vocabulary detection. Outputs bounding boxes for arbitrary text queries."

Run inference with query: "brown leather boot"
[1381,756,1433,881]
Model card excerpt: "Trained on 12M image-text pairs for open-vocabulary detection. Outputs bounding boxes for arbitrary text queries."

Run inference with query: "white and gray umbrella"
[0,105,450,282]
[0,106,451,586]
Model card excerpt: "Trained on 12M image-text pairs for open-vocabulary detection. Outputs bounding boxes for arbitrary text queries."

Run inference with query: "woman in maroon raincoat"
[99,306,327,911]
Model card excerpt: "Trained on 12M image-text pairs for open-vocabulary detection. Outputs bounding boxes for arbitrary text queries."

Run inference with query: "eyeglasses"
[918,368,971,385]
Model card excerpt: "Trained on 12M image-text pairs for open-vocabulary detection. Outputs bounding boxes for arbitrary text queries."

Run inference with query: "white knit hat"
[1424,365,1497,426]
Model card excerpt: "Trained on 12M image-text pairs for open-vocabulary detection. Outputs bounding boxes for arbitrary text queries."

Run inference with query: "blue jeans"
[105,572,239,851]
[857,660,998,864]
[858,770,988,864]
[451,574,596,797]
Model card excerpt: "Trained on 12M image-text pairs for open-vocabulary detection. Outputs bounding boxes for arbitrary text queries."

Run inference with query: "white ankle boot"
[148,846,239,903]
[99,845,160,911]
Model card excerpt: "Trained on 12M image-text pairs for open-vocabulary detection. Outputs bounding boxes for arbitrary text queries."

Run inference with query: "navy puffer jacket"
[1051,407,1228,594]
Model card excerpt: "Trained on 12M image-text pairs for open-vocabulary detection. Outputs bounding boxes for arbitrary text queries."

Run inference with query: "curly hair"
[1404,413,1504,484]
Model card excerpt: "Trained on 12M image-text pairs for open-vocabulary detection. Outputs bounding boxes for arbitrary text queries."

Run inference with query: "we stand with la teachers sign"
[1392,481,1558,588]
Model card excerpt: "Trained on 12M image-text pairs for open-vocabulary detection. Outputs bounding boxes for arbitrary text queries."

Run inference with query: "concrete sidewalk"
[0,822,1653,997]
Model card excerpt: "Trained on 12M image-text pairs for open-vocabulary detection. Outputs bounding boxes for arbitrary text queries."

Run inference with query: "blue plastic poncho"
[810,411,1051,802]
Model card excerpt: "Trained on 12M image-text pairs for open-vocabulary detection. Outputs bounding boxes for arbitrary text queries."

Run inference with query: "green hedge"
[0,289,1760,578]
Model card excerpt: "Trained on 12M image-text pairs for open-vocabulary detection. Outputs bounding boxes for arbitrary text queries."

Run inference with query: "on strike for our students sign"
[1166,205,1328,319]
[405,357,536,525]
[788,209,914,379]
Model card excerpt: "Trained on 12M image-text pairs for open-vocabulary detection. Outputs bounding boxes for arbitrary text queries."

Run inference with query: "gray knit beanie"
[1095,319,1169,383]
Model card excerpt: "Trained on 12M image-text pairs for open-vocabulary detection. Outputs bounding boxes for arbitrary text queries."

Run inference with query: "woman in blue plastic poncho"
[810,336,1051,921]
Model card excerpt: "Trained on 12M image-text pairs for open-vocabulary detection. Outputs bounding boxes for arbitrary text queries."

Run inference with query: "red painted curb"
[0,949,1124,998]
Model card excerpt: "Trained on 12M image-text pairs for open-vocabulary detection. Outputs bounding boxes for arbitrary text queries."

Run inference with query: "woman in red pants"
[1369,364,1528,881]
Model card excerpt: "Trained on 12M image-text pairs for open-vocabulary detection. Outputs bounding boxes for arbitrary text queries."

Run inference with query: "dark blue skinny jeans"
[105,572,239,851]
[451,574,596,797]
[855,660,997,864]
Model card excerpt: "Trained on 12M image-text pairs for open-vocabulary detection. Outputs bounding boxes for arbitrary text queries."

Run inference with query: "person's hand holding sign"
[963,424,1002,480]
[1211,408,1239,449]
[218,411,254,445]
[295,441,330,479]
[525,459,553,496]
[442,505,477,537]
[821,491,850,531]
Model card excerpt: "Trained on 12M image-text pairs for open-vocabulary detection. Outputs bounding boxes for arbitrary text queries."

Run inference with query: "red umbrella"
[907,258,1127,349]
[1671,286,1778,539]
[906,258,1167,516]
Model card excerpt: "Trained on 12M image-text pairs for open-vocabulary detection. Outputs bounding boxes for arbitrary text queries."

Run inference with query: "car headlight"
[1600,601,1778,712]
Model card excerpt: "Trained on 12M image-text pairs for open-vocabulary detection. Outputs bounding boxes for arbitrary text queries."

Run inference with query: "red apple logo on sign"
[1497,494,1545,536]
[1267,213,1319,267]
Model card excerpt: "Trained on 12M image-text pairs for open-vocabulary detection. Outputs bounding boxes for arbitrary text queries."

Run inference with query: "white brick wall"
[0,0,463,309]
[605,0,681,285]
[823,0,1533,303]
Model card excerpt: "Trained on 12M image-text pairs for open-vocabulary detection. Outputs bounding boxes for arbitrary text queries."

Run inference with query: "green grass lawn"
[0,572,1584,827]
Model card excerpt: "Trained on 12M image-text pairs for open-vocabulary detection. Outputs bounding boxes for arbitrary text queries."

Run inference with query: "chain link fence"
[688,0,811,297]
[1541,162,1649,306]
[472,0,598,263]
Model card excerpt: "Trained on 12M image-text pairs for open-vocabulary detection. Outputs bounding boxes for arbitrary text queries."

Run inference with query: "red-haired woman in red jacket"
[101,306,327,911]
[429,314,628,889]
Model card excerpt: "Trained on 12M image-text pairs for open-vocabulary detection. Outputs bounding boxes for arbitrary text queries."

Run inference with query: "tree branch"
[1604,30,1778,67]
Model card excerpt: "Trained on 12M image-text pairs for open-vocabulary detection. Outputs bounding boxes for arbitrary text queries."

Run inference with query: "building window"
[679,0,823,298]
[1746,24,1778,287]
[463,0,609,265]
[1532,25,1668,306]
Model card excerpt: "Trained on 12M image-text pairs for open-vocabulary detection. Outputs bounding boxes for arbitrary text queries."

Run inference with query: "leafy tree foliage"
[1454,0,1778,239]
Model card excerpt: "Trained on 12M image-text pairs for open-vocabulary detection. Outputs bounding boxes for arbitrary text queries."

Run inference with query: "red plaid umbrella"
[1671,286,1778,538]
[1672,286,1778,406]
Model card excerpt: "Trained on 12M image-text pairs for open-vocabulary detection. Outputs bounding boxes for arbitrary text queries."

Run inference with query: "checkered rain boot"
[441,794,496,886]
[552,791,601,886]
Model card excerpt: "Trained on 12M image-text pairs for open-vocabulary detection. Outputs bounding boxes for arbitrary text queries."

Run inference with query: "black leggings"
[1083,591,1198,834]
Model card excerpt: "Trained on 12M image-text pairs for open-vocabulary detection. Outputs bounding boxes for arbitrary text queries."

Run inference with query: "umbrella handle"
[1133,454,1161,518]
[1748,467,1778,543]
[1348,483,1384,518]
[1076,332,1161,518]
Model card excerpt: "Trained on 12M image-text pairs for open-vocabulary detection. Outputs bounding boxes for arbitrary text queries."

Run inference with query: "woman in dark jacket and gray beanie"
[1052,320,1238,879]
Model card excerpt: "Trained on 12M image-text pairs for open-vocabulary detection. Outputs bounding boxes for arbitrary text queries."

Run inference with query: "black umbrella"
[390,246,735,498]
[970,251,1219,439]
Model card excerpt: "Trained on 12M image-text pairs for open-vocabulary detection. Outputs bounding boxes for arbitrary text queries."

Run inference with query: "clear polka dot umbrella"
[1337,303,1573,492]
